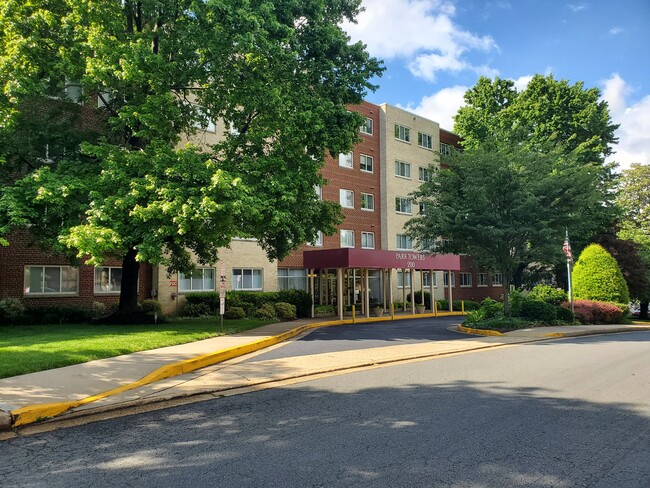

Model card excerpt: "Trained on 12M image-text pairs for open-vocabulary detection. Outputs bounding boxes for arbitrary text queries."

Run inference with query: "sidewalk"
[1,314,649,433]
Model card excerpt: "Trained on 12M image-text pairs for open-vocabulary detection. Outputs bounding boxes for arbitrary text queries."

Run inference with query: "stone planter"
[372,307,384,317]
[416,305,426,314]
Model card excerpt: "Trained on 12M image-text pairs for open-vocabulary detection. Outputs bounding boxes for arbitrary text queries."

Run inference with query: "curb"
[457,324,503,336]
[6,311,464,429]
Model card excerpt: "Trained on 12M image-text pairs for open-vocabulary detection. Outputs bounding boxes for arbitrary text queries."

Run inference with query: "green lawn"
[0,317,274,379]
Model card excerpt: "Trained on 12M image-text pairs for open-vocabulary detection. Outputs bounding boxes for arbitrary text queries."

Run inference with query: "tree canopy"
[406,142,600,314]
[0,0,383,314]
[452,74,621,285]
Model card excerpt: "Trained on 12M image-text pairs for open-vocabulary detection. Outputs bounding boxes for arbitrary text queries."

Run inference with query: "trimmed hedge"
[564,299,623,324]
[573,244,630,304]
[529,285,568,306]
[183,289,312,318]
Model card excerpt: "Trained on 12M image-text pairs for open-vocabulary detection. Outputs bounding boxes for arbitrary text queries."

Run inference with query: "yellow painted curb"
[458,324,503,336]
[10,313,465,428]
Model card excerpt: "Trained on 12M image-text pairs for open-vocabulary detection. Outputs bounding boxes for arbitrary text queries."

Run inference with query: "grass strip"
[0,317,273,379]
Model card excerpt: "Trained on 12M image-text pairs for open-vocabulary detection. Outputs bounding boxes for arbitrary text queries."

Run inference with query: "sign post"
[219,262,226,333]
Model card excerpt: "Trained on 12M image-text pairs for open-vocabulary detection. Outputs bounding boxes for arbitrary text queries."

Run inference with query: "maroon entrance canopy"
[303,248,461,271]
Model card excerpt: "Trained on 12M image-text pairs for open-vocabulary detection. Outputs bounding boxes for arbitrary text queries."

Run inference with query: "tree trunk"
[118,247,140,314]
[640,301,649,320]
[512,263,527,289]
[503,276,511,316]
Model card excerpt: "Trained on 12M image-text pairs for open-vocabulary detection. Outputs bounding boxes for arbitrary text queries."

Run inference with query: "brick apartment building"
[1,99,505,317]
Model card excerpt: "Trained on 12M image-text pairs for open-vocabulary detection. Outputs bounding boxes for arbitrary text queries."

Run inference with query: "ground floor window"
[397,270,411,288]
[477,273,488,287]
[180,268,215,292]
[278,268,307,291]
[492,273,503,286]
[460,272,472,287]
[233,268,263,290]
[95,267,122,294]
[24,265,78,295]
[422,271,437,288]
[443,272,456,287]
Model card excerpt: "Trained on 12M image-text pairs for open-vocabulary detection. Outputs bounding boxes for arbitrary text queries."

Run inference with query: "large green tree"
[453,74,621,285]
[616,163,650,318]
[0,0,383,315]
[407,142,600,314]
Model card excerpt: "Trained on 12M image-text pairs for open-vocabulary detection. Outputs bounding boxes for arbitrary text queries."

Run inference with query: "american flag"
[563,235,573,262]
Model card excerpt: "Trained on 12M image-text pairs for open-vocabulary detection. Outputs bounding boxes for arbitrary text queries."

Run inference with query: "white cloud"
[512,74,533,92]
[567,3,588,12]
[342,0,498,81]
[602,74,650,171]
[405,85,469,131]
[609,26,623,35]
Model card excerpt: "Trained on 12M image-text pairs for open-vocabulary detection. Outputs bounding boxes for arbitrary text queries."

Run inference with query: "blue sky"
[342,0,650,170]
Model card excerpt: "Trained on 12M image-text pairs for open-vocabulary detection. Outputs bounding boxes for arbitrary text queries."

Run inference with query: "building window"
[180,268,215,292]
[309,231,324,247]
[492,273,503,286]
[396,234,413,250]
[361,193,375,211]
[395,160,411,178]
[192,106,216,132]
[394,124,411,142]
[422,271,437,288]
[395,197,412,214]
[477,273,488,287]
[95,267,122,294]
[232,268,263,290]
[339,189,354,208]
[24,266,78,295]
[278,268,308,291]
[460,272,472,287]
[361,232,375,249]
[418,132,433,149]
[443,272,456,287]
[361,117,373,135]
[440,142,452,156]
[397,270,411,288]
[419,202,428,215]
[340,229,355,248]
[418,166,431,182]
[360,154,374,173]
[339,152,353,168]
[315,185,322,200]
[418,238,435,251]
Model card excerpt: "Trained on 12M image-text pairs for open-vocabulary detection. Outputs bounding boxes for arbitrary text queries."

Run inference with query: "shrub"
[182,302,211,317]
[91,301,107,319]
[407,291,432,308]
[462,300,481,311]
[26,305,92,324]
[314,304,335,314]
[255,302,278,320]
[573,244,630,304]
[518,299,557,324]
[564,299,623,324]
[529,285,568,305]
[224,306,246,319]
[556,306,575,323]
[274,302,297,320]
[185,292,219,313]
[0,298,25,324]
[140,300,163,315]
[276,289,312,318]
[465,316,529,330]
[392,301,411,310]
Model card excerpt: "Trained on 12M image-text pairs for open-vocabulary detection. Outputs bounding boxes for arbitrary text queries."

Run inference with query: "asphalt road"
[245,315,467,362]
[2,331,649,487]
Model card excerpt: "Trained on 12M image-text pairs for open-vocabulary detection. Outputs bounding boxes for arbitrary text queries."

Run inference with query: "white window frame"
[24,265,79,295]
[396,234,413,250]
[360,117,373,135]
[314,185,322,200]
[309,231,324,247]
[232,268,263,291]
[340,229,355,248]
[492,273,503,286]
[443,272,456,287]
[477,273,488,287]
[394,124,411,143]
[418,132,433,149]
[339,189,354,209]
[361,231,375,249]
[422,271,437,288]
[460,272,472,287]
[278,268,308,291]
[339,152,353,169]
[360,154,374,173]
[192,105,216,133]
[179,267,216,292]
[94,266,122,294]
[397,270,411,288]
[418,166,431,182]
[361,193,375,211]
[395,197,412,215]
[395,160,411,179]
[440,142,452,156]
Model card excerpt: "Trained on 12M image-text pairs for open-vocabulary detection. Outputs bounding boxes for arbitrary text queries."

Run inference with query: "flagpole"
[565,229,574,314]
